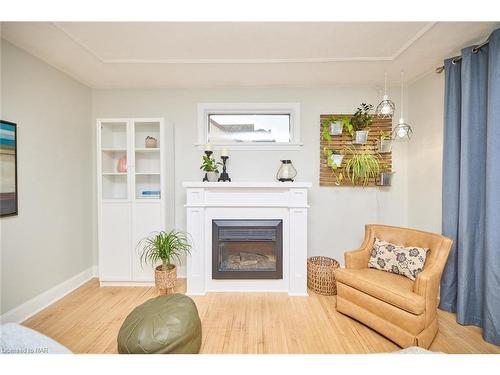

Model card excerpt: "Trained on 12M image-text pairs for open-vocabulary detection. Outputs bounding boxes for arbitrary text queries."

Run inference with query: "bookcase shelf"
[135,148,160,152]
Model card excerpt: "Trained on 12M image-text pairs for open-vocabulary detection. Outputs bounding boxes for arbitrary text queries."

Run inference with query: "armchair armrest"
[414,265,440,298]
[344,225,374,269]
[414,265,440,325]
[345,248,371,269]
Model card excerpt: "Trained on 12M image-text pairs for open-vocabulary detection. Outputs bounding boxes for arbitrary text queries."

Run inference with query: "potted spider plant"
[344,147,380,186]
[200,154,222,182]
[378,130,393,153]
[350,103,374,144]
[138,230,191,293]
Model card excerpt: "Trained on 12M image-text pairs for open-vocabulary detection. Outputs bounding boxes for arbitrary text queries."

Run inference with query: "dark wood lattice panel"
[319,114,393,187]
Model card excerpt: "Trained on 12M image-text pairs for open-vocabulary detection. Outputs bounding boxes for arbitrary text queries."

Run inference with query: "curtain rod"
[435,40,490,74]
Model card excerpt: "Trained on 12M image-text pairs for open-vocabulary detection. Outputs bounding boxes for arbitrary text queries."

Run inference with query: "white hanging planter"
[329,121,343,136]
[378,172,395,186]
[378,138,393,153]
[330,154,344,168]
[353,130,369,144]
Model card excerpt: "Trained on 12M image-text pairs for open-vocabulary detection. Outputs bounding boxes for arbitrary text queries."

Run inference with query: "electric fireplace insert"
[212,219,283,279]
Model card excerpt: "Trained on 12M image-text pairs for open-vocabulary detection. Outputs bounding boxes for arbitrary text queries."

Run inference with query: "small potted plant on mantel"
[350,103,374,145]
[200,153,222,182]
[138,230,191,294]
[378,130,393,153]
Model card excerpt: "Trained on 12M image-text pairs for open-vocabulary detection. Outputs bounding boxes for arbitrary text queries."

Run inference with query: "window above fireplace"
[197,102,302,150]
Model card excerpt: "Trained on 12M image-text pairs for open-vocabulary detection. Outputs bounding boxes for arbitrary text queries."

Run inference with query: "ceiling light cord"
[384,72,388,96]
[400,71,404,119]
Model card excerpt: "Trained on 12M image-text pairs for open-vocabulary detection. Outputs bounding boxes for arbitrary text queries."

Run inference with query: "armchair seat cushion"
[335,268,425,314]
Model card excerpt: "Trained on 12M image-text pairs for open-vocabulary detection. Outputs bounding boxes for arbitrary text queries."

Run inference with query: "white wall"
[92,86,409,269]
[407,72,445,233]
[0,40,93,314]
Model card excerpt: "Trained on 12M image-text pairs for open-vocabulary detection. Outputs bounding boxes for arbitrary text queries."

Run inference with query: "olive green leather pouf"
[117,294,202,354]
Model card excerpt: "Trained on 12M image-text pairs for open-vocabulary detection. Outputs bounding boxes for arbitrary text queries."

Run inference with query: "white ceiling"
[1,22,498,89]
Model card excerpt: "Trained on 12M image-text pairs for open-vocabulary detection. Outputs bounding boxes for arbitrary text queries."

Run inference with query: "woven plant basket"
[155,264,176,294]
[307,256,340,295]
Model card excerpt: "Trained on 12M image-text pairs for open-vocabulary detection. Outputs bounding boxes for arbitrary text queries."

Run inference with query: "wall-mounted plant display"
[319,112,392,187]
[351,103,374,145]
[378,130,393,153]
[344,148,380,186]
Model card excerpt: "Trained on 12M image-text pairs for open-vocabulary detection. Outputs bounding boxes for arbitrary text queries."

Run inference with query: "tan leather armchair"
[335,224,452,348]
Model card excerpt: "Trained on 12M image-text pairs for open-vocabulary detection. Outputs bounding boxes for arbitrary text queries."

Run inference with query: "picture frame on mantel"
[0,120,18,217]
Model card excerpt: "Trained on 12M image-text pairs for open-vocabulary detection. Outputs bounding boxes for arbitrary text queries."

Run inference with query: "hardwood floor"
[22,278,500,354]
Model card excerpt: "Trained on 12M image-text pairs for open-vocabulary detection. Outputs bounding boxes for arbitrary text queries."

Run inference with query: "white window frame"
[196,102,302,150]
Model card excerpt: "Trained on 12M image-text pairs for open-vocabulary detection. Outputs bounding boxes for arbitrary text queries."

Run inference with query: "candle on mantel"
[204,143,212,151]
[220,148,229,157]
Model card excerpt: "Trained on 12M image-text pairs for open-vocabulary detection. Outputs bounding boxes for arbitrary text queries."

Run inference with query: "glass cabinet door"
[100,121,128,200]
[134,120,161,200]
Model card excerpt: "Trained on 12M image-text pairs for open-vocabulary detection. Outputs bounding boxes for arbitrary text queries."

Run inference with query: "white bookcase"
[97,118,166,285]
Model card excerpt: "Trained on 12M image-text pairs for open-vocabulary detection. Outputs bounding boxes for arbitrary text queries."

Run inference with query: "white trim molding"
[53,22,436,65]
[0,266,98,324]
[196,102,302,150]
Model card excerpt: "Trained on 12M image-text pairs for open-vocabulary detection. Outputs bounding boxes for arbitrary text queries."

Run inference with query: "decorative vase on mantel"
[276,160,297,182]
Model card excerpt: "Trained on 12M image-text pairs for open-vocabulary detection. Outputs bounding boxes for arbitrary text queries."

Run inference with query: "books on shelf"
[140,190,160,198]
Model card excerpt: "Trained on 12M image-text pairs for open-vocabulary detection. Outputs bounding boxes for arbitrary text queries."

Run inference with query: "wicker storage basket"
[307,256,340,295]
[155,264,177,294]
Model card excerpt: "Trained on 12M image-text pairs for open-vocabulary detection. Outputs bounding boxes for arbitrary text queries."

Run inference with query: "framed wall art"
[1,120,18,217]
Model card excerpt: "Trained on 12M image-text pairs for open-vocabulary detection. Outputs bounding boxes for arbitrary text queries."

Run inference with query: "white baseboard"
[99,281,155,287]
[0,266,98,324]
[99,276,186,288]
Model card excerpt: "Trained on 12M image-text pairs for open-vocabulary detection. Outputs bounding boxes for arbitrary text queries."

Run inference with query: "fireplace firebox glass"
[212,219,283,279]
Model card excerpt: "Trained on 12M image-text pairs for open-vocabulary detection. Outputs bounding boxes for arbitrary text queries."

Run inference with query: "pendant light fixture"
[376,72,395,118]
[392,71,413,141]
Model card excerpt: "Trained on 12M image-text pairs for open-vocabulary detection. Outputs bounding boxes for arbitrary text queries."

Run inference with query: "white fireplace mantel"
[184,181,312,296]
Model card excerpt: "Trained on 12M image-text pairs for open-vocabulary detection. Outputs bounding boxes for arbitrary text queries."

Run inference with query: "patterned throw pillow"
[368,238,429,281]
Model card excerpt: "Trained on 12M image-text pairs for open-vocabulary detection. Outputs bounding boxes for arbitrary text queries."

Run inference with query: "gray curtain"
[440,27,500,346]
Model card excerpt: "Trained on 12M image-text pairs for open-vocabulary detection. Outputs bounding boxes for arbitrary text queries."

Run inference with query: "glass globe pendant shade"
[376,95,396,118]
[392,118,413,141]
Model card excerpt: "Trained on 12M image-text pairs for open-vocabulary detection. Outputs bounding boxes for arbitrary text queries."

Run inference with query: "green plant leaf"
[137,230,192,270]
[343,147,380,186]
